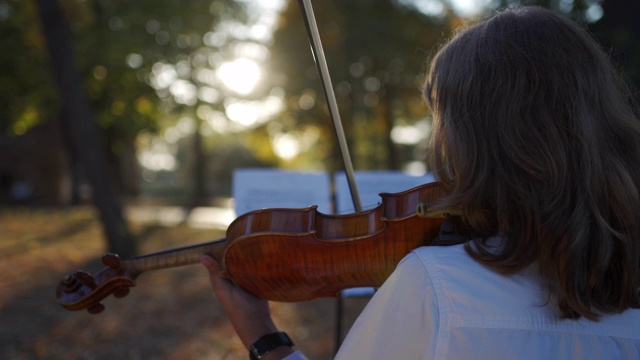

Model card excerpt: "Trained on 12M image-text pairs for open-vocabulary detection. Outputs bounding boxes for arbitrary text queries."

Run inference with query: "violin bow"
[297,0,364,350]
[297,0,363,213]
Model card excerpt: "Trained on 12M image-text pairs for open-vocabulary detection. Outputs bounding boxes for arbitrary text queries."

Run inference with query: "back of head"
[425,6,640,320]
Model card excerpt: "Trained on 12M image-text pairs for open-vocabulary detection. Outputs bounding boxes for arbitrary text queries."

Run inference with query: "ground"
[0,207,368,359]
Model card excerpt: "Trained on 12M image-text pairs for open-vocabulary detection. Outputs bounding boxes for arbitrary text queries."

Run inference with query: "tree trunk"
[192,119,207,207]
[36,0,136,257]
[58,105,82,205]
[120,135,141,197]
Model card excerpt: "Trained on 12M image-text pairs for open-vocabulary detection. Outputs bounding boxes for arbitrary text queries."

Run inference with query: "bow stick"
[298,0,363,213]
[297,0,365,350]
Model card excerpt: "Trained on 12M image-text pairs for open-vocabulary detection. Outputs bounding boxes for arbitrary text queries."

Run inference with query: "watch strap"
[249,332,294,360]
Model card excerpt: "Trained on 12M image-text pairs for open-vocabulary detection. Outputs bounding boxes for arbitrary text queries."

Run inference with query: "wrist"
[232,314,279,349]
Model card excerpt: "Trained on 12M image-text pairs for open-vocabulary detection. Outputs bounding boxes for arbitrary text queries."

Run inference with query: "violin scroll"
[56,253,137,314]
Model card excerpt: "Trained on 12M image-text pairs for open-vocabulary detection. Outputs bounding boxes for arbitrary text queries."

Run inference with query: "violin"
[56,181,464,314]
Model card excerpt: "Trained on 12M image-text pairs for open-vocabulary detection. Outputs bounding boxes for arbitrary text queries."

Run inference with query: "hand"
[200,254,295,359]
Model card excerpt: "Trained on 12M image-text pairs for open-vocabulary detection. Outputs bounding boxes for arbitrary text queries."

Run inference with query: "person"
[201,6,640,359]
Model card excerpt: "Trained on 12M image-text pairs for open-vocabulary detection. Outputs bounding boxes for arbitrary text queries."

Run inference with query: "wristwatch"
[249,332,294,360]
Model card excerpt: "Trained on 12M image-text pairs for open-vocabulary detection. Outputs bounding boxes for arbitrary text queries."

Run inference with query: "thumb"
[200,254,222,275]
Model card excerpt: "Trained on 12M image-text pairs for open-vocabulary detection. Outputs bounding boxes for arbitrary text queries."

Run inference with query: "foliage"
[0,0,245,139]
[0,0,57,135]
[264,0,456,172]
[4,0,637,201]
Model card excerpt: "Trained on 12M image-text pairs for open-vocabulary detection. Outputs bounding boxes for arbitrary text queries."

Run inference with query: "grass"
[0,206,368,359]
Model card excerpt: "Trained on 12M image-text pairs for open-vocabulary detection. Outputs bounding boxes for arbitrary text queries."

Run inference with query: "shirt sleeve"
[335,251,439,360]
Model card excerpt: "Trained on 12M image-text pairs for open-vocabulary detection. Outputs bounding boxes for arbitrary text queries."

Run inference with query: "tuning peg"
[74,271,96,289]
[61,274,82,293]
[102,253,121,269]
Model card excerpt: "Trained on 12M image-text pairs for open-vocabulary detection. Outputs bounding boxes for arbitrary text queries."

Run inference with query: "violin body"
[224,182,447,301]
[56,182,461,313]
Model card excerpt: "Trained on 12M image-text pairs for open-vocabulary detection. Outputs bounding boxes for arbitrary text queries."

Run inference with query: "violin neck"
[120,238,227,275]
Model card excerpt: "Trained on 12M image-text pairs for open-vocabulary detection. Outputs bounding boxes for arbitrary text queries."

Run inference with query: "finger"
[201,254,233,294]
[200,254,221,274]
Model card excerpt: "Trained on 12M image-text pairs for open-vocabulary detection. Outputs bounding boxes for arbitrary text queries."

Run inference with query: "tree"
[3,0,250,195]
[264,0,455,173]
[22,0,251,254]
[36,0,135,257]
[0,1,57,136]
[65,0,248,201]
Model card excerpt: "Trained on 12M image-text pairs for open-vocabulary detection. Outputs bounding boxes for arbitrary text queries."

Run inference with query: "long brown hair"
[425,7,640,320]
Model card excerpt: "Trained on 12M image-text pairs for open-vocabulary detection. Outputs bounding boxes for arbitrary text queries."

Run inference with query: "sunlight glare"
[400,0,489,17]
[273,133,300,160]
[138,141,178,172]
[151,62,177,89]
[449,0,489,17]
[169,80,197,106]
[217,58,262,95]
[225,99,260,126]
[398,0,445,16]
[391,120,431,145]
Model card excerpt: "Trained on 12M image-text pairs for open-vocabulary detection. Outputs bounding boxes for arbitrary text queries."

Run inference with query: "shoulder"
[399,242,477,279]
[394,243,483,301]
[403,241,549,319]
[406,236,502,271]
[405,238,513,291]
[409,241,470,262]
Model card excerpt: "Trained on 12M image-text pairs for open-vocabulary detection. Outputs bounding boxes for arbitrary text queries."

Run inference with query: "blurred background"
[0,0,637,358]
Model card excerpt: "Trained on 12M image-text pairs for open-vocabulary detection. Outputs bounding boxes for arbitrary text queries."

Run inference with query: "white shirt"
[329,243,640,359]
